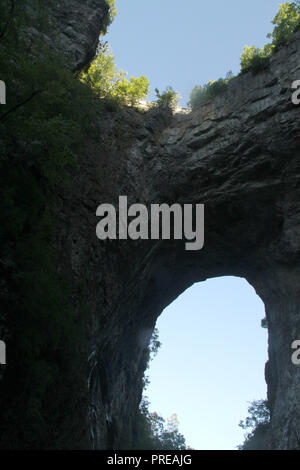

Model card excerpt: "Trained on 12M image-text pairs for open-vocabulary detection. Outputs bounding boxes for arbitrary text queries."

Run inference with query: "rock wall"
[3,1,300,449]
[53,27,300,449]
[24,0,109,70]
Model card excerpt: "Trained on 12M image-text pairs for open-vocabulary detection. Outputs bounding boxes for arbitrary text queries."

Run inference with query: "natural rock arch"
[54,27,300,449]
[0,0,300,449]
[13,0,299,449]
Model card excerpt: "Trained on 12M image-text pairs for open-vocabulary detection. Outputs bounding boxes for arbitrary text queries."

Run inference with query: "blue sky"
[106,0,281,106]
[146,277,268,450]
[105,0,281,449]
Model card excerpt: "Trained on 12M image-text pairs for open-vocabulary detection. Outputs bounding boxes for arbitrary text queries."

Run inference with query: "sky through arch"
[147,277,268,450]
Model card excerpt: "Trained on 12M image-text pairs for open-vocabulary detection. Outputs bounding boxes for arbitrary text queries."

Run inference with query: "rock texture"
[4,0,300,449]
[52,29,300,450]
[25,0,109,70]
[52,0,109,69]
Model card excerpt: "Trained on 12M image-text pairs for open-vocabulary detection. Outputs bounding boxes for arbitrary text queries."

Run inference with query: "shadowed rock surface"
[2,1,300,450]
[24,0,109,70]
[52,0,109,69]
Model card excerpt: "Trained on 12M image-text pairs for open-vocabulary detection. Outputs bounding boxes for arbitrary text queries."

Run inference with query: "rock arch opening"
[147,276,268,450]
[64,29,300,450]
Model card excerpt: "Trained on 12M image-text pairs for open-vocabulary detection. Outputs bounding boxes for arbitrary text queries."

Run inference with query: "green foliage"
[240,2,300,73]
[0,0,51,40]
[101,0,117,36]
[134,329,188,450]
[135,398,187,450]
[190,2,300,105]
[154,86,180,110]
[0,0,100,449]
[189,72,234,109]
[238,400,270,450]
[267,1,300,48]
[240,45,272,74]
[81,43,149,107]
[0,0,150,447]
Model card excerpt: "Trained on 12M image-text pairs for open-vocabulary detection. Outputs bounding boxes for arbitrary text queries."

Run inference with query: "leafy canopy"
[189,72,234,109]
[190,3,300,109]
[101,0,117,36]
[80,43,149,107]
[154,86,180,110]
[240,2,300,73]
[238,400,270,450]
[136,398,188,450]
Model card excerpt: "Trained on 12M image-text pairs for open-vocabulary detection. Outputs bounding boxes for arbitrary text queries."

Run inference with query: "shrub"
[80,43,149,107]
[240,45,272,74]
[154,86,180,110]
[240,2,300,74]
[101,0,117,36]
[267,1,300,49]
[135,399,188,450]
[189,72,234,109]
[238,399,270,450]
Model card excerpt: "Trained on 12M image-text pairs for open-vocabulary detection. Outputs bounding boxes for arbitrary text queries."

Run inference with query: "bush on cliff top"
[190,2,300,109]
[154,86,180,110]
[101,0,117,36]
[80,42,149,107]
[240,1,300,73]
[189,72,234,109]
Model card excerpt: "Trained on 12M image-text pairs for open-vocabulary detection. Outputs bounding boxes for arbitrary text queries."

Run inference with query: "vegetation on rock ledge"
[134,329,189,450]
[189,2,300,109]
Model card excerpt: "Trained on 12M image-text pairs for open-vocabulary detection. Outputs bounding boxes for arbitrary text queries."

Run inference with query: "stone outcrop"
[51,0,109,69]
[52,27,300,449]
[24,0,109,70]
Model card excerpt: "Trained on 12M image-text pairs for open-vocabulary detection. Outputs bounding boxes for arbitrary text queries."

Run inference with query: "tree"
[113,75,149,107]
[189,72,234,109]
[0,0,97,449]
[80,43,149,107]
[101,0,117,36]
[267,1,300,48]
[240,44,272,74]
[135,398,188,450]
[154,86,180,110]
[238,400,270,450]
[240,2,300,73]
[134,329,189,450]
[156,413,187,450]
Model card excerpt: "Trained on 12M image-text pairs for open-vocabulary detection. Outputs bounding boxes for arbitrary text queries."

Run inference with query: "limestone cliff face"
[52,25,300,449]
[7,1,300,449]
